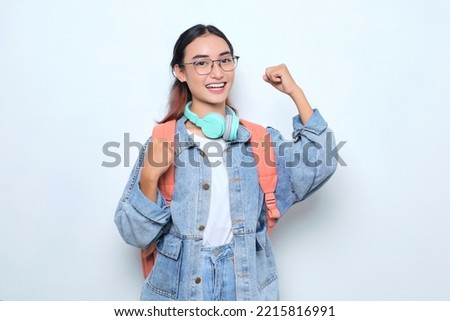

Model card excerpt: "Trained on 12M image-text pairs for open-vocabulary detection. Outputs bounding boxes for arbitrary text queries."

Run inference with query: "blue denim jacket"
[115,109,337,300]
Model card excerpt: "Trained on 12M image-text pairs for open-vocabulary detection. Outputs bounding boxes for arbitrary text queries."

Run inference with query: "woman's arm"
[268,111,337,215]
[263,64,313,124]
[114,138,172,248]
[264,64,337,214]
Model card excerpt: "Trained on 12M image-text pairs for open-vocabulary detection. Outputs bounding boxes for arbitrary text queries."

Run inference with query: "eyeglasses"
[181,56,240,75]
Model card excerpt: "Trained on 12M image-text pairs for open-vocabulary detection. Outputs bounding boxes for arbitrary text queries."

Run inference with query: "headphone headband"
[183,101,239,141]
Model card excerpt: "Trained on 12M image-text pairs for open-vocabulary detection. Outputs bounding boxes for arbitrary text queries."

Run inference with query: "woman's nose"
[210,61,224,78]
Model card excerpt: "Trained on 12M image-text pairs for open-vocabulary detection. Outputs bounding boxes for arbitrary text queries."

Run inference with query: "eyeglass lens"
[194,57,238,75]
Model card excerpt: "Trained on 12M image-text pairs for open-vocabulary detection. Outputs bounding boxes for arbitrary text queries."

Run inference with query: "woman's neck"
[190,99,226,118]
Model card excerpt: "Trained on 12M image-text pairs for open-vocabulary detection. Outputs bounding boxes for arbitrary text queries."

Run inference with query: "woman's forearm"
[290,86,314,125]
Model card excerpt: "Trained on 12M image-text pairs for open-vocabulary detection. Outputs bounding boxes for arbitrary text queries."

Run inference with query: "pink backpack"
[141,119,281,278]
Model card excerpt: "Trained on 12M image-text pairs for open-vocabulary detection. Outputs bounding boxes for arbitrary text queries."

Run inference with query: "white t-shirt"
[188,131,233,247]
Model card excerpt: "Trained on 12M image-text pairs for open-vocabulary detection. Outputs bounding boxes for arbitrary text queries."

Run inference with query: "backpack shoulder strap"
[141,119,176,278]
[240,119,281,234]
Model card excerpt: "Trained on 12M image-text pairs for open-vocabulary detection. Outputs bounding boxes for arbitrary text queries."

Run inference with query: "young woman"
[115,24,337,301]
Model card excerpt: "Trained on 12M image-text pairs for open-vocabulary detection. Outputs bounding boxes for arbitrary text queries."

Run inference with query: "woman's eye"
[221,58,232,64]
[194,60,209,67]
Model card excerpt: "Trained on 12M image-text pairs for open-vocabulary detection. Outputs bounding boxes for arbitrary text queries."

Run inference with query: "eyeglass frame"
[179,55,240,75]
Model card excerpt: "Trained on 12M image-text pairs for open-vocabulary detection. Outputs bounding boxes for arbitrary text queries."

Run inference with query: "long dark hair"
[159,24,235,123]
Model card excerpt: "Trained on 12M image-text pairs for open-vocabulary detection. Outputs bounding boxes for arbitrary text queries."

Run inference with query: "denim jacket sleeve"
[267,109,337,216]
[114,138,172,248]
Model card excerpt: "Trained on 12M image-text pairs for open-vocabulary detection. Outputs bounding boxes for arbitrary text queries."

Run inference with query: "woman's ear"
[173,64,186,82]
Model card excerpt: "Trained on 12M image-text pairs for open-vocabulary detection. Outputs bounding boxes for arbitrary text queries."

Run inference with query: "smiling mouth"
[205,82,226,89]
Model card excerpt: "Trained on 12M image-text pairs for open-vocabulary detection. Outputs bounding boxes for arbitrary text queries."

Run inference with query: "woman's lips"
[205,82,226,93]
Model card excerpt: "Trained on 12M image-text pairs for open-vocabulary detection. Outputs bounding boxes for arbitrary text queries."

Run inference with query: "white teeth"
[206,83,225,89]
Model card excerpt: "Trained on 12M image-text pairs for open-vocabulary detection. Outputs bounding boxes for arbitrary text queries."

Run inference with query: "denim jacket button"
[202,183,210,190]
[195,277,202,284]
[198,225,205,231]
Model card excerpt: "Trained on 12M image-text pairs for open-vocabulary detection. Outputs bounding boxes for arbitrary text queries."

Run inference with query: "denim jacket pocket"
[255,230,277,291]
[146,233,183,299]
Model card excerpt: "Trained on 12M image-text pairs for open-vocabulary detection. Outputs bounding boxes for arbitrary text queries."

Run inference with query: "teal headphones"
[184,101,239,141]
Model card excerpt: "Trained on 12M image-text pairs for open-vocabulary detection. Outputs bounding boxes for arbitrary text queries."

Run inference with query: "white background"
[1,0,449,300]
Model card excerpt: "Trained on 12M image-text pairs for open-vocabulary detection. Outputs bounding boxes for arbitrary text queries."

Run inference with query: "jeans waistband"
[201,242,234,262]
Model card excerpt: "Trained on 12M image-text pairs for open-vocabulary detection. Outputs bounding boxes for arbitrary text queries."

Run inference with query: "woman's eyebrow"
[191,54,209,60]
[191,51,232,60]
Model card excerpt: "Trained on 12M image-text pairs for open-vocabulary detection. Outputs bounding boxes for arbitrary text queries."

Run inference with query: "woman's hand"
[263,64,314,124]
[139,139,174,202]
[262,64,301,97]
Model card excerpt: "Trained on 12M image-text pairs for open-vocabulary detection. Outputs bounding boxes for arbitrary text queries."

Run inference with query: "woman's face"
[176,34,235,109]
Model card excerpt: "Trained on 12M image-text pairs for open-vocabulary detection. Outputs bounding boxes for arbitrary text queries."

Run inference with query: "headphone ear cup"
[229,111,239,141]
[223,114,233,141]
[224,109,239,141]
[201,113,225,139]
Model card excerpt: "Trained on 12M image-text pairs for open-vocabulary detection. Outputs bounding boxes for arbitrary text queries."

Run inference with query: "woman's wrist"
[288,84,303,99]
[290,87,313,124]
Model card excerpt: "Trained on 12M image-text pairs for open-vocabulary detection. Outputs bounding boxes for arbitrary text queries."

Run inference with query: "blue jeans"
[201,243,236,301]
